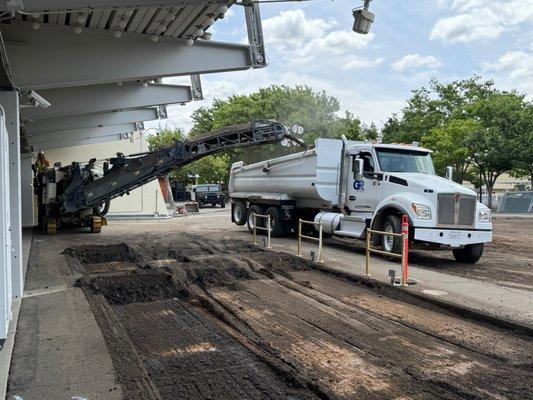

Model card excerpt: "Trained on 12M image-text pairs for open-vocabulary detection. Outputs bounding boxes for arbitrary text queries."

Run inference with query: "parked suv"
[193,184,226,208]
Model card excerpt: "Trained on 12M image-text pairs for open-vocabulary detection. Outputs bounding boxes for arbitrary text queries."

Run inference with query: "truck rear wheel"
[265,207,284,237]
[247,205,265,234]
[381,215,402,255]
[452,243,484,263]
[233,202,247,225]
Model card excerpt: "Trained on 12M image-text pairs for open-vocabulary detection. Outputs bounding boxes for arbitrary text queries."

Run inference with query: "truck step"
[337,216,367,238]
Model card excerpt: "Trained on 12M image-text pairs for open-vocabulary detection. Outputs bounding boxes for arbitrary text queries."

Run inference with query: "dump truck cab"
[345,143,492,250]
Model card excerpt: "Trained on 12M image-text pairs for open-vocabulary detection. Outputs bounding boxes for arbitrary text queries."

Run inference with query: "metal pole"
[297,219,302,257]
[253,214,257,245]
[318,223,323,262]
[401,215,409,286]
[266,214,272,250]
[365,229,371,276]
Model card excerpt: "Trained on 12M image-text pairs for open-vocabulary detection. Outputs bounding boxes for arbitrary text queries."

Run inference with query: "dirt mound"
[77,255,273,304]
[64,243,137,264]
[77,271,187,304]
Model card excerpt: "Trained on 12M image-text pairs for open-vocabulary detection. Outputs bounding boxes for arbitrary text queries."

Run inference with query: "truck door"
[346,152,382,213]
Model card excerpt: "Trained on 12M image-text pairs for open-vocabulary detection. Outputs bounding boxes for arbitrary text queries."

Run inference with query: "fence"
[252,213,272,250]
[365,215,410,286]
[297,219,323,263]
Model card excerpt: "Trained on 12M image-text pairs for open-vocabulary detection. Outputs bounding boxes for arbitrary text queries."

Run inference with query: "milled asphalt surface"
[3,208,531,399]
[153,208,533,328]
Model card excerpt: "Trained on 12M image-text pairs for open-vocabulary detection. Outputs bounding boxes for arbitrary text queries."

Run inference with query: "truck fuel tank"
[314,212,342,234]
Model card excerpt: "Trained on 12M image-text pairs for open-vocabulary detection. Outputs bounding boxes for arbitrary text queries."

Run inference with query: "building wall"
[43,132,168,218]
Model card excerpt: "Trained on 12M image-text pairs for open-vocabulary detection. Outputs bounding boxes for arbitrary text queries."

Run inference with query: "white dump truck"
[229,137,492,263]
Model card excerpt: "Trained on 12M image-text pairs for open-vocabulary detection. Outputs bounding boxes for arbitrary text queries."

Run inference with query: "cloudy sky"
[152,0,533,132]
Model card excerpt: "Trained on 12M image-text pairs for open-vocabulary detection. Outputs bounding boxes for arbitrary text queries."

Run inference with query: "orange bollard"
[401,215,409,286]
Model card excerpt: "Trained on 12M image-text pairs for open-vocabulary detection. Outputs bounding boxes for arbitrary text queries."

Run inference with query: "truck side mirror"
[354,158,364,180]
[445,166,453,181]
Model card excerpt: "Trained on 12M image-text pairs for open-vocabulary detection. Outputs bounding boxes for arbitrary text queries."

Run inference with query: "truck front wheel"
[381,215,402,255]
[233,202,247,225]
[452,243,484,263]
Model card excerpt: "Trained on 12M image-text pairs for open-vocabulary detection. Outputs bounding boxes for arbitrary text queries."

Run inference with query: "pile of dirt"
[76,271,187,304]
[64,243,137,264]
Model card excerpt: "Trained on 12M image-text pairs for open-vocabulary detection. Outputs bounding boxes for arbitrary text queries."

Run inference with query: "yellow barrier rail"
[365,214,410,286]
[297,219,323,263]
[253,213,272,250]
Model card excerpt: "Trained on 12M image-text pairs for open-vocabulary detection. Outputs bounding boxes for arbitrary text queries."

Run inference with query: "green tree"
[465,92,527,208]
[510,103,533,188]
[189,85,364,170]
[147,127,186,151]
[382,76,495,144]
[422,118,479,184]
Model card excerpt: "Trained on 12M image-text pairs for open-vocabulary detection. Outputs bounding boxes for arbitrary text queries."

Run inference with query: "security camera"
[353,0,375,34]
[27,90,51,108]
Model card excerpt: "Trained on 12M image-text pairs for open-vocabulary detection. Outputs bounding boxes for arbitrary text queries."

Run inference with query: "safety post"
[365,214,410,283]
[253,213,272,250]
[401,215,409,286]
[297,219,324,263]
[365,231,371,276]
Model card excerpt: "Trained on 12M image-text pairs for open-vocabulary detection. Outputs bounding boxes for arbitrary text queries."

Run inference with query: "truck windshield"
[376,149,435,174]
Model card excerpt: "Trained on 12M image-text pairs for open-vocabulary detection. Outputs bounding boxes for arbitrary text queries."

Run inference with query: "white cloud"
[262,9,374,65]
[431,0,533,43]
[342,57,384,70]
[483,51,533,97]
[391,53,442,72]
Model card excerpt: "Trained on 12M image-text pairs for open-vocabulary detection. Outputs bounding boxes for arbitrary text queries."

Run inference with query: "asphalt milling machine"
[36,120,299,234]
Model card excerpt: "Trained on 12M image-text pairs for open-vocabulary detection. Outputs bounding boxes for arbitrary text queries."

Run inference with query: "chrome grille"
[437,193,476,227]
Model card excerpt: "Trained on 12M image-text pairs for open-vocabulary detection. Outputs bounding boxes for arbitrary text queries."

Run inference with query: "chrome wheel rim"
[234,206,242,221]
[383,224,394,252]
[248,212,255,229]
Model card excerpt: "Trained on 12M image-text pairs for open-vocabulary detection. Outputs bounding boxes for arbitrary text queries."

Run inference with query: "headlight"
[478,208,491,223]
[412,203,431,219]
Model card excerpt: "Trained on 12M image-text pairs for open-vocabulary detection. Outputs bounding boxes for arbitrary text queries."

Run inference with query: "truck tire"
[265,207,285,237]
[247,205,265,234]
[452,243,484,263]
[381,215,402,255]
[221,201,226,208]
[233,202,247,225]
